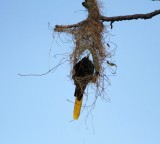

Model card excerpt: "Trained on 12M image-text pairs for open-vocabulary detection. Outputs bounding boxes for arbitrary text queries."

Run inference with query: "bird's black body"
[73,56,94,101]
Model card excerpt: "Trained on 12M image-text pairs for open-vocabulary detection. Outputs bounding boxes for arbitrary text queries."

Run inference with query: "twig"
[100,9,160,22]
[54,21,85,32]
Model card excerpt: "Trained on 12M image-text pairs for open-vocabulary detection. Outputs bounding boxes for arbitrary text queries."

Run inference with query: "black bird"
[73,54,94,100]
[73,54,94,119]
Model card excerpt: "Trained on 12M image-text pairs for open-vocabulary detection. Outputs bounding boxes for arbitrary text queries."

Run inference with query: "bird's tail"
[73,97,83,120]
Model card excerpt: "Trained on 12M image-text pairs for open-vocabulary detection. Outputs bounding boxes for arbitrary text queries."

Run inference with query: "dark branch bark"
[54,0,160,32]
[54,9,160,31]
[100,9,160,22]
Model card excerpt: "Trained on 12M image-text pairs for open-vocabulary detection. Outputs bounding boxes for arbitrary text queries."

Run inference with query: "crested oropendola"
[72,54,94,119]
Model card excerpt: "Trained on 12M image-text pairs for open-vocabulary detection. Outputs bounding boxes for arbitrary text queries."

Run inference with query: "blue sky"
[0,0,160,144]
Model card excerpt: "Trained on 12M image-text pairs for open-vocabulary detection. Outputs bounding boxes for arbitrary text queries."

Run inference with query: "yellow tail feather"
[73,97,83,120]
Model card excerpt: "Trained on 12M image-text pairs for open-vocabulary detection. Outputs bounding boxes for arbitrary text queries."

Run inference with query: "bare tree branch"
[100,9,160,22]
[54,21,85,32]
[54,9,160,31]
